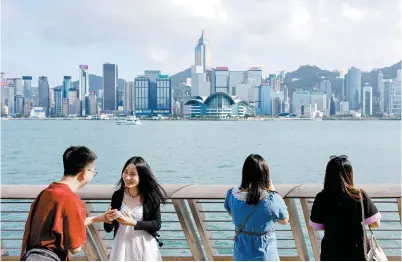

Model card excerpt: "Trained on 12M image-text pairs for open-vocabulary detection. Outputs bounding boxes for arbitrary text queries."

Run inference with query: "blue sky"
[2,0,401,87]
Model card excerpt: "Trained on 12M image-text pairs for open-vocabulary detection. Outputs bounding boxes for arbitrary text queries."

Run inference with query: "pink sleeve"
[309,219,325,230]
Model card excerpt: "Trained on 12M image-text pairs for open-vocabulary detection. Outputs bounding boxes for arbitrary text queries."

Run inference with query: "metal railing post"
[285,198,310,261]
[188,199,217,260]
[172,199,206,261]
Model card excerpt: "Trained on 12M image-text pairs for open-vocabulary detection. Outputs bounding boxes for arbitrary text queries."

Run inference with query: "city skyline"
[2,0,401,87]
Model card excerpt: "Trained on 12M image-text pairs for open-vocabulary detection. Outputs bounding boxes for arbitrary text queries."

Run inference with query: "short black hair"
[63,146,97,176]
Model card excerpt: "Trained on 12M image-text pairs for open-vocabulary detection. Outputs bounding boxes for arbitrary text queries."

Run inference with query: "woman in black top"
[309,155,381,261]
[104,157,168,261]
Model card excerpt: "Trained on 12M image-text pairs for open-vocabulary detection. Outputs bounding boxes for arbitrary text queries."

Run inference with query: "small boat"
[116,116,142,125]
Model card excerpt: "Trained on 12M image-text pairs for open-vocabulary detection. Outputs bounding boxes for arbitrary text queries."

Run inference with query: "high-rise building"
[63,76,72,99]
[384,79,392,113]
[32,87,39,107]
[330,97,336,116]
[85,92,97,115]
[54,87,63,116]
[7,80,15,115]
[195,30,211,72]
[144,70,161,112]
[247,68,263,87]
[155,75,172,115]
[229,71,246,96]
[79,65,89,116]
[272,97,282,116]
[15,95,24,115]
[7,78,22,115]
[320,80,332,109]
[144,70,161,83]
[268,74,281,92]
[310,91,327,111]
[213,67,229,93]
[134,76,150,115]
[345,67,362,110]
[362,84,373,116]
[259,82,272,115]
[292,91,311,115]
[49,88,55,115]
[62,98,69,116]
[23,76,32,101]
[378,71,384,112]
[79,65,89,100]
[190,65,210,97]
[247,68,263,109]
[24,100,32,116]
[38,76,49,115]
[124,81,135,114]
[68,88,79,115]
[390,69,401,116]
[103,63,118,112]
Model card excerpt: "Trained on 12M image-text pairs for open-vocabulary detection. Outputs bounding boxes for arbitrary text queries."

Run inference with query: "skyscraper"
[124,81,135,114]
[38,76,50,116]
[378,71,384,112]
[134,76,150,115]
[68,88,79,115]
[213,67,230,93]
[195,30,211,73]
[320,80,332,109]
[79,65,89,115]
[362,84,373,116]
[345,67,362,111]
[54,87,63,116]
[155,75,172,115]
[7,78,22,115]
[103,63,118,111]
[390,69,401,116]
[63,76,72,99]
[85,92,97,115]
[7,79,15,115]
[79,65,89,100]
[259,82,272,115]
[23,76,32,101]
[145,70,161,112]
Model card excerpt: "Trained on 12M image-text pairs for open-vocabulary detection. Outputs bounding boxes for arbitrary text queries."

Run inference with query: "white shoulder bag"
[360,191,388,261]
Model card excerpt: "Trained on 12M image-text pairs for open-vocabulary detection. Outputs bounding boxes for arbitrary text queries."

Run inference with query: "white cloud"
[147,47,169,62]
[171,0,227,21]
[1,0,401,83]
[341,2,365,20]
[290,7,311,28]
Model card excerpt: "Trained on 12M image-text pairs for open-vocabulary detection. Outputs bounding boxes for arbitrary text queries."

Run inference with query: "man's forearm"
[85,214,107,226]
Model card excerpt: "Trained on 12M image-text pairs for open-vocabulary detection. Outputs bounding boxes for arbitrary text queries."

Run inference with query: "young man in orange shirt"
[20,146,119,260]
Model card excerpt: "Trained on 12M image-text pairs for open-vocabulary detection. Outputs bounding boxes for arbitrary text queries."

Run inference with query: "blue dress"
[224,187,288,261]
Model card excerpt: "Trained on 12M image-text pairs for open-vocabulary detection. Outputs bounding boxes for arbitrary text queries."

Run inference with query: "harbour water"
[1,119,401,259]
[1,120,401,185]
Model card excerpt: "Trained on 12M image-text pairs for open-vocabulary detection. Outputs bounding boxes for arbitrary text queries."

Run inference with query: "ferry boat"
[116,116,142,125]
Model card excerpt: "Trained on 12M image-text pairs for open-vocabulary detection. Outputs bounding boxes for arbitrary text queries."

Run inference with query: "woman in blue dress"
[224,154,289,261]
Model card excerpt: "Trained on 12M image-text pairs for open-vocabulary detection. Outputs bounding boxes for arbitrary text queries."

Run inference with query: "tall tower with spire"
[194,30,211,72]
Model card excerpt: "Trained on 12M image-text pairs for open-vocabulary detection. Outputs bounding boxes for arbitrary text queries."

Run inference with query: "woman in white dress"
[104,157,168,261]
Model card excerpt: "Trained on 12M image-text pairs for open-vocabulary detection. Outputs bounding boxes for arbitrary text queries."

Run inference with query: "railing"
[1,184,401,261]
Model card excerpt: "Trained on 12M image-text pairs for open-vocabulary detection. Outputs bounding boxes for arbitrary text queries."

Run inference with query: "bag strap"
[360,190,369,260]
[233,200,262,240]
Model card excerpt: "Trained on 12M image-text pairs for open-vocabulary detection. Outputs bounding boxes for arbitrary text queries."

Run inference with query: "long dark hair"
[323,156,361,200]
[117,157,167,211]
[240,154,271,205]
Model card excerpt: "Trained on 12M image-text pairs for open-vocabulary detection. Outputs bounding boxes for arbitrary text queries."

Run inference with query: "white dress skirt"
[109,202,163,261]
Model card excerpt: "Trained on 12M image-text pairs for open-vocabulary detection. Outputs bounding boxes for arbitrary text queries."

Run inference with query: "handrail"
[2,184,401,199]
[1,184,401,261]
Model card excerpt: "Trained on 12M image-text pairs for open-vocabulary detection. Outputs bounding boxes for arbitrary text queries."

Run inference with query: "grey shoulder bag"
[360,191,387,261]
